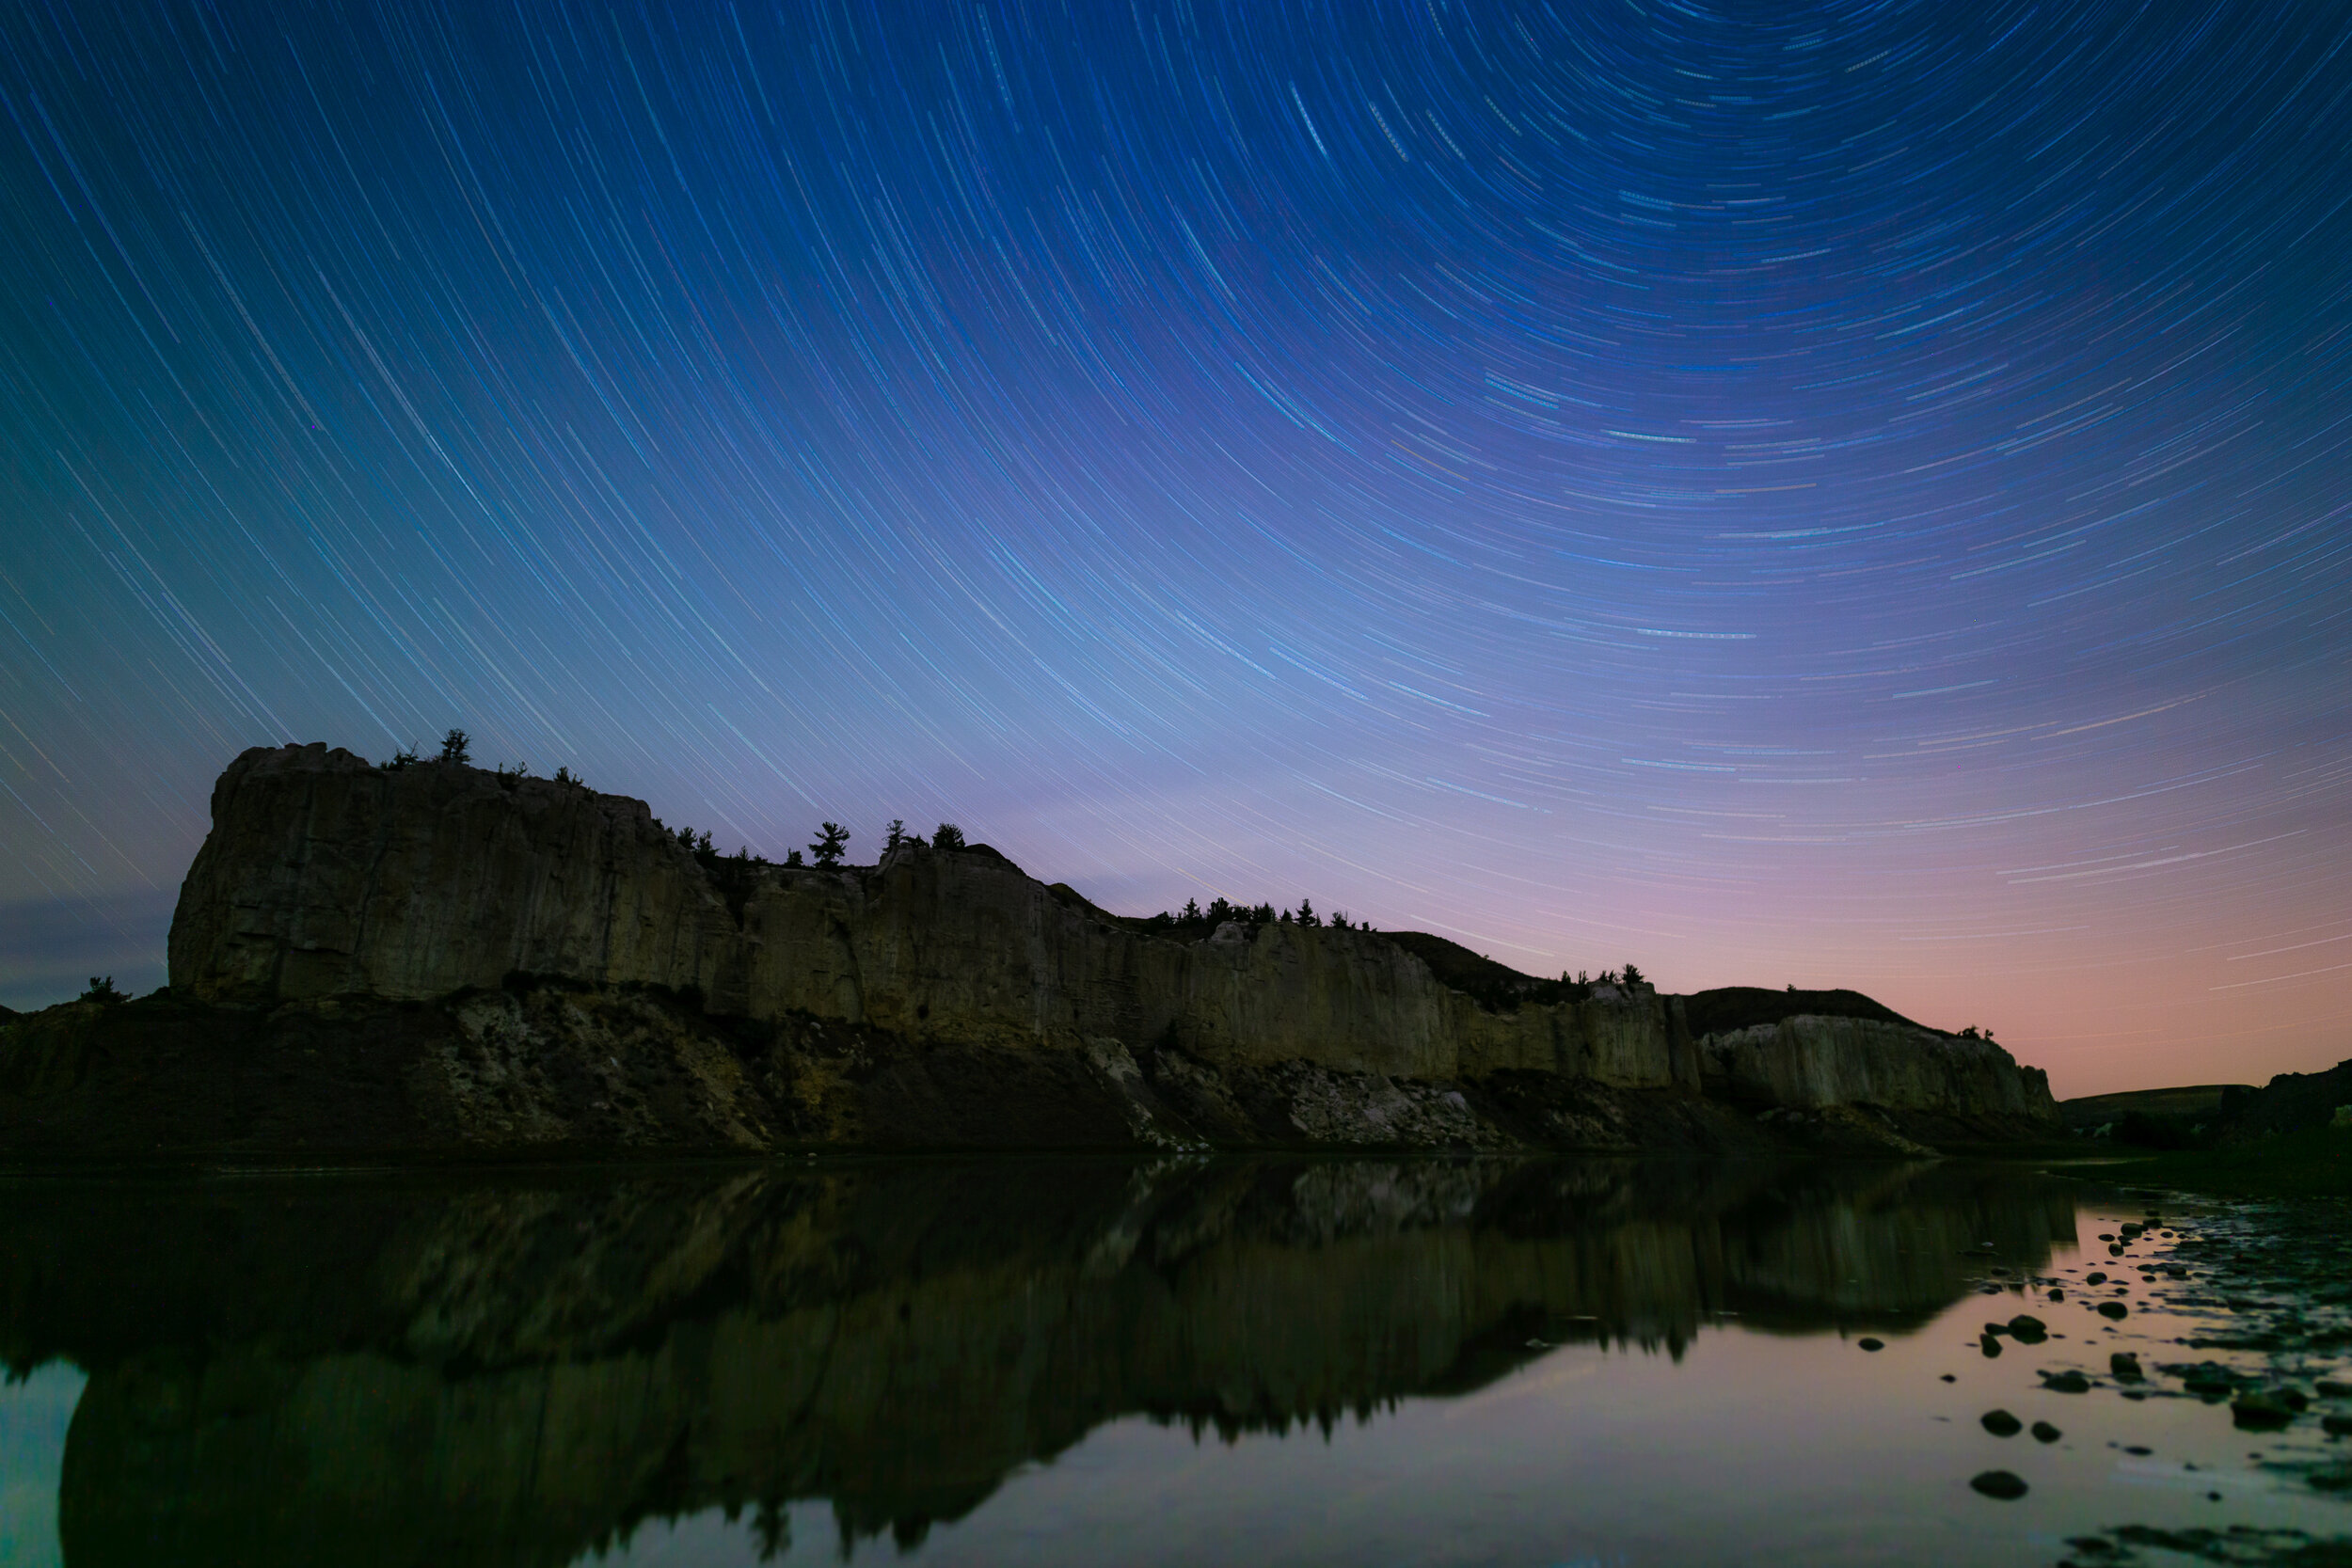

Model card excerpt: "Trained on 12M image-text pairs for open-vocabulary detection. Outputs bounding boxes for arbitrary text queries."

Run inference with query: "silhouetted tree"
[1622,962,1645,988]
[885,818,906,852]
[811,821,850,866]
[1252,902,1276,925]
[1181,897,1201,923]
[1295,898,1319,927]
[553,765,580,786]
[676,825,697,851]
[785,848,805,868]
[439,728,470,765]
[79,975,124,1005]
[1206,896,1234,926]
[695,830,714,857]
[932,823,965,849]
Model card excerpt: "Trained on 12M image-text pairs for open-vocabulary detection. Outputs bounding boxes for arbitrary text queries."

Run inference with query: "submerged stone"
[1970,1469,2028,1499]
[2232,1394,2294,1430]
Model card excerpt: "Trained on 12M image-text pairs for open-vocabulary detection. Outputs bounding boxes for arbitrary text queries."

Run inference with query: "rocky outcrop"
[167,743,1696,1089]
[1697,1015,2058,1128]
[0,743,2059,1157]
[2212,1056,2352,1144]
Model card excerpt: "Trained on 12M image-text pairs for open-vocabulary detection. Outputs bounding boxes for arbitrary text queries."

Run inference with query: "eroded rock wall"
[1698,1015,2057,1127]
[167,744,1692,1090]
[143,743,2059,1150]
[168,744,739,1003]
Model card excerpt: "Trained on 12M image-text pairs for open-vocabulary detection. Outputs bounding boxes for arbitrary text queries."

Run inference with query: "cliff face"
[168,743,1699,1090]
[34,740,2059,1157]
[170,744,740,1006]
[1698,1016,2058,1125]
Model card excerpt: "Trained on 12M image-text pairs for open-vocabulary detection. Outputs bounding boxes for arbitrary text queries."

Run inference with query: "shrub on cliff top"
[438,729,470,766]
[79,975,124,1005]
[933,823,965,849]
[811,821,850,866]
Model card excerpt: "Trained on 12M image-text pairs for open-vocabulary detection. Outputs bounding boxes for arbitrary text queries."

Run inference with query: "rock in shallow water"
[2233,1393,2295,1430]
[1981,1409,2023,1436]
[1857,1337,1884,1352]
[2031,1420,2061,1443]
[1970,1469,2028,1499]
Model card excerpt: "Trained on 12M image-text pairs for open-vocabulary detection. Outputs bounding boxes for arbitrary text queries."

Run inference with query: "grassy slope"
[2088,1126,2352,1199]
[2057,1084,2249,1129]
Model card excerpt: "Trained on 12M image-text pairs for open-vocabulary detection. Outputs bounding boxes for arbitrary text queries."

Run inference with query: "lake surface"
[0,1157,2345,1566]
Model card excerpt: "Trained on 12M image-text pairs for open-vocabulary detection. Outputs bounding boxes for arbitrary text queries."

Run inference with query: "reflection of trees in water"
[0,1157,2074,1566]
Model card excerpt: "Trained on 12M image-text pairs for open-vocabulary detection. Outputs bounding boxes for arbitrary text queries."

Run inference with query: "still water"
[0,1157,2345,1566]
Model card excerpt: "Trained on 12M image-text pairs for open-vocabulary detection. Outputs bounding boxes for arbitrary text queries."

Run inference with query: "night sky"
[2,1,2346,1094]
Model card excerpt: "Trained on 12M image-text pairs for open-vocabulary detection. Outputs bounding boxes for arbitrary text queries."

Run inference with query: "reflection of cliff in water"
[0,1157,2074,1566]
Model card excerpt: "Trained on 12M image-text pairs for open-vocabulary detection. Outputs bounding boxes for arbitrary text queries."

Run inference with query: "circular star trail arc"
[0,0,2346,1091]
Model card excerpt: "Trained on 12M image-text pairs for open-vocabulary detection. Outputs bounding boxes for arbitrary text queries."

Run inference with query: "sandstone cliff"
[167,743,1696,1087]
[1698,1015,2059,1126]
[1,743,2058,1158]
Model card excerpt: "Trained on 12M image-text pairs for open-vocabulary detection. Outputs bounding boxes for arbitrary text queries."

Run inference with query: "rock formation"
[0,743,2059,1158]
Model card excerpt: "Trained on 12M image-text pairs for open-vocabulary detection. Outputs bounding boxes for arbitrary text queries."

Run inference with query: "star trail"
[1,0,2346,1092]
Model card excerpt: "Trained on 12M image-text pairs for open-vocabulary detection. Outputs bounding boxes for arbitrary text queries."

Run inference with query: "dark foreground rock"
[0,983,1809,1160]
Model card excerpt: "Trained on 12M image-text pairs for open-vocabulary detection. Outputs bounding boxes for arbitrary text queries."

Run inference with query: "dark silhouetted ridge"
[1382,933,1577,1011]
[1682,987,1927,1037]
